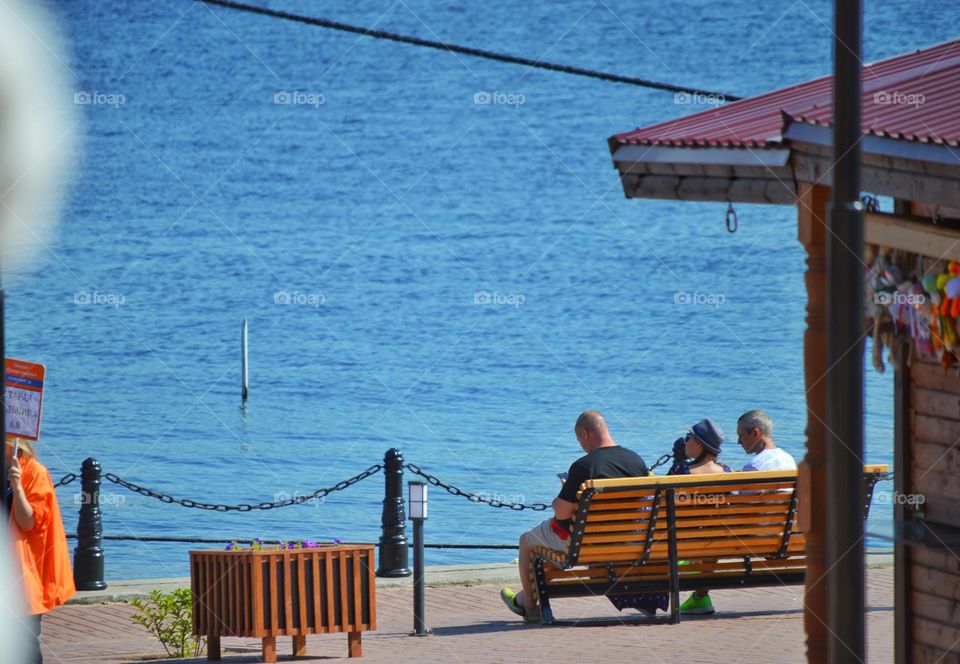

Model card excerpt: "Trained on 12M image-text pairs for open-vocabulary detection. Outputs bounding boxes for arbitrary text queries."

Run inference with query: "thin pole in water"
[241,319,249,402]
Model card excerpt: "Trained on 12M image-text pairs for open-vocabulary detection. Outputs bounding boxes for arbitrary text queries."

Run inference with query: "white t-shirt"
[742,447,797,472]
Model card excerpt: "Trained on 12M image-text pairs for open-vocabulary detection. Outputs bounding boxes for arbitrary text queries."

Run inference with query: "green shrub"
[130,588,206,658]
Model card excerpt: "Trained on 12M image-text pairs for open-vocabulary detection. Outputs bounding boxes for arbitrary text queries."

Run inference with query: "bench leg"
[207,633,221,661]
[292,634,307,656]
[262,636,277,663]
[669,558,681,624]
[533,558,553,624]
[667,489,681,624]
[348,631,362,657]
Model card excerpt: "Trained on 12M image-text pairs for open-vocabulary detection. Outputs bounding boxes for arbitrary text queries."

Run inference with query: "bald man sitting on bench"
[499,411,648,622]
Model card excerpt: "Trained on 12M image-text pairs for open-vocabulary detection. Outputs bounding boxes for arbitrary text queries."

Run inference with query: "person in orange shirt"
[6,438,76,664]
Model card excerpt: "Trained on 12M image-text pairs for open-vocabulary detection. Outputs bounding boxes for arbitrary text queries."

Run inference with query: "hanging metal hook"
[725,202,738,233]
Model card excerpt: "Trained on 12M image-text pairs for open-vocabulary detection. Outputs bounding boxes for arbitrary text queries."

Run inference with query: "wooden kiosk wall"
[893,255,960,664]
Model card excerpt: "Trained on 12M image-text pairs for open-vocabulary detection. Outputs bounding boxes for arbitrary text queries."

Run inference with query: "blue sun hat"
[688,418,726,455]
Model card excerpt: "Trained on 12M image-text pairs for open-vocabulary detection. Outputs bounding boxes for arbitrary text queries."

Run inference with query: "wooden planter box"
[190,545,376,662]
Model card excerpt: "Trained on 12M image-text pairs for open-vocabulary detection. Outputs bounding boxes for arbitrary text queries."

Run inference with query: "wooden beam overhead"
[864,212,960,261]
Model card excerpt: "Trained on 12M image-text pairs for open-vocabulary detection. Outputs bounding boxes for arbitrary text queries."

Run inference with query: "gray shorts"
[520,518,569,553]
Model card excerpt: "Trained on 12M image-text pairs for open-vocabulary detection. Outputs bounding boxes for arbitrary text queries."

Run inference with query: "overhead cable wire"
[198,0,741,100]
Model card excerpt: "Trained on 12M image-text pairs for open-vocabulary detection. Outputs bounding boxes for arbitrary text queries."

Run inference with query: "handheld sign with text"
[5,358,45,442]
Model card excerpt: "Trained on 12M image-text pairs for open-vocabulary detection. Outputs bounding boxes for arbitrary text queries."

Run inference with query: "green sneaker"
[500,587,542,623]
[500,587,525,617]
[679,593,715,615]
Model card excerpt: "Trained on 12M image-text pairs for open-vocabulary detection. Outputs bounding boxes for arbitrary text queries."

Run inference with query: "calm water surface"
[13,0,956,578]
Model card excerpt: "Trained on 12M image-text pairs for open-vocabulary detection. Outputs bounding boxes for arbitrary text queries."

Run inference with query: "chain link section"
[647,453,673,474]
[53,473,78,488]
[102,464,382,511]
[404,462,549,511]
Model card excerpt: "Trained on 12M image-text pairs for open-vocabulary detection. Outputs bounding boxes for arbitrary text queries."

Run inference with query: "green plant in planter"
[130,588,206,658]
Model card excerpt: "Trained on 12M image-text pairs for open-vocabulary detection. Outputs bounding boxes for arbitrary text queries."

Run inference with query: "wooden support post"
[207,633,221,661]
[292,635,307,656]
[262,636,276,663]
[892,198,912,664]
[797,182,830,664]
[348,631,363,657]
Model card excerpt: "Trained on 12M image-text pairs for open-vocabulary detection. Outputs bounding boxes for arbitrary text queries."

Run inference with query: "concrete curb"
[69,551,896,605]
[68,563,523,605]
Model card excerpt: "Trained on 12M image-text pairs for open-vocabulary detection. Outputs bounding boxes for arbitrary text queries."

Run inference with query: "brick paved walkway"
[41,568,893,664]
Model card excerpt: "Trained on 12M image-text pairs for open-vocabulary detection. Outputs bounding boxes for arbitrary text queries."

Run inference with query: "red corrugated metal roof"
[612,39,960,149]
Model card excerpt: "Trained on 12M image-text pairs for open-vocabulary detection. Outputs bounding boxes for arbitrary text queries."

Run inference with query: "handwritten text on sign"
[5,359,45,441]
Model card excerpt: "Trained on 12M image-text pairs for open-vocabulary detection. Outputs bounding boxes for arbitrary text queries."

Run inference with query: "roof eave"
[611,144,791,168]
[782,120,960,170]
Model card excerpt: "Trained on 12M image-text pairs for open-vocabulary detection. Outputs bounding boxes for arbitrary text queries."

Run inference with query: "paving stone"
[42,568,894,664]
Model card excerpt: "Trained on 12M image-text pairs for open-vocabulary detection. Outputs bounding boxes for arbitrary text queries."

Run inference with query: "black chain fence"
[99,464,383,512]
[56,460,894,514]
[648,452,673,474]
[51,458,893,556]
[404,462,549,511]
[50,451,734,514]
[60,534,519,550]
[53,473,78,488]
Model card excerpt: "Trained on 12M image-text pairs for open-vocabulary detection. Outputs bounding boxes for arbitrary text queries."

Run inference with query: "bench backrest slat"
[562,466,887,568]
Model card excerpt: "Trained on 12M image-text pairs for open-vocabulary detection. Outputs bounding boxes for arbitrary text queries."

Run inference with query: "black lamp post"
[408,480,428,636]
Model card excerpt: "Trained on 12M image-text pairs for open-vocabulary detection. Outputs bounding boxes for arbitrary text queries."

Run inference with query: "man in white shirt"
[737,410,797,471]
[680,411,797,617]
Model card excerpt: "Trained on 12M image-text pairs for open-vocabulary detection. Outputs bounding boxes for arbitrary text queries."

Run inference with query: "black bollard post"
[73,458,107,590]
[376,448,410,577]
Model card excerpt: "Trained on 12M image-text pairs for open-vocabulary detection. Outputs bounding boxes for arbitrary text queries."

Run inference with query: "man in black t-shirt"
[500,411,648,622]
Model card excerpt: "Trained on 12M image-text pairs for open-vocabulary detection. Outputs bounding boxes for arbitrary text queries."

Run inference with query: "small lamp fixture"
[408,481,428,520]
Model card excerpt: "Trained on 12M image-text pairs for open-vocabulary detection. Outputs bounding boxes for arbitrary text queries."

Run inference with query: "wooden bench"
[530,464,888,624]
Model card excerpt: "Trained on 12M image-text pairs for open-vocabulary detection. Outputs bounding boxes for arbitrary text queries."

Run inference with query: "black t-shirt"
[556,445,648,530]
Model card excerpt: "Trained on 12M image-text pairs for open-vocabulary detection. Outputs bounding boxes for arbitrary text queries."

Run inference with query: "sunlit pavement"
[42,567,892,664]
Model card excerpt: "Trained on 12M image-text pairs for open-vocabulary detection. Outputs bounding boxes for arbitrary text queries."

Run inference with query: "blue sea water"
[11,0,957,579]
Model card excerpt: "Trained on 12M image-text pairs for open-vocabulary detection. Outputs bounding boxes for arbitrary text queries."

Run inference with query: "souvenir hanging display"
[865,244,960,372]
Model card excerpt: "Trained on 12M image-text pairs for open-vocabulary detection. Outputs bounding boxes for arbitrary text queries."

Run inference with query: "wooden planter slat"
[367,546,377,629]
[337,551,353,632]
[282,553,292,634]
[325,552,335,631]
[242,556,250,634]
[191,545,375,662]
[268,555,278,635]
[353,552,362,629]
[298,553,308,636]
[311,554,322,634]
